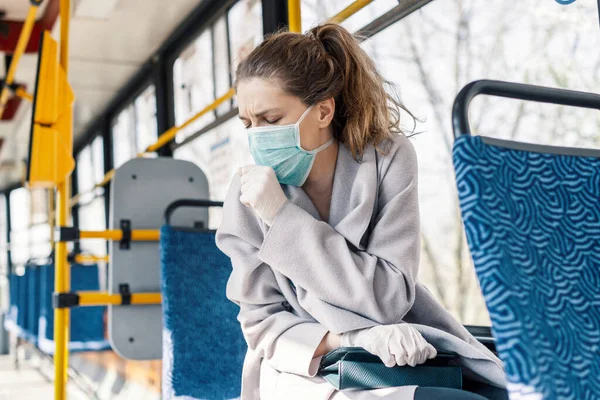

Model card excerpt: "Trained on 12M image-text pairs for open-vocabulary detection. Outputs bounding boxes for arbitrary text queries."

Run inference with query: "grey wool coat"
[215,134,506,400]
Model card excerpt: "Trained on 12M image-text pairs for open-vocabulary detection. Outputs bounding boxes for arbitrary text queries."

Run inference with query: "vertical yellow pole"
[54,184,69,400]
[288,0,302,33]
[54,0,72,399]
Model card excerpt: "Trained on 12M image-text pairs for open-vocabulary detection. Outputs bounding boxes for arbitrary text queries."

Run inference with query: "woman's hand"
[341,324,437,367]
[238,165,288,226]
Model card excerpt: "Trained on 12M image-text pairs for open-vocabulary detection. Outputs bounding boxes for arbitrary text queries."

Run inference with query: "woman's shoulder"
[375,133,418,183]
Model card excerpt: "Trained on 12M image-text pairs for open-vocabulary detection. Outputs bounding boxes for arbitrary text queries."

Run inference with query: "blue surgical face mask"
[247,106,334,187]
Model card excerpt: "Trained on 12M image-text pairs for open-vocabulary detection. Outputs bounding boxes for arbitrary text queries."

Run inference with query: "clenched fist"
[238,165,288,226]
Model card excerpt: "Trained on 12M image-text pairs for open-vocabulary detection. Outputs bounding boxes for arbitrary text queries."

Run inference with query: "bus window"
[111,85,158,168]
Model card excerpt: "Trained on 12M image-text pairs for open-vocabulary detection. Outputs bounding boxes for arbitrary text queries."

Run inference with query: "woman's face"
[237,77,333,151]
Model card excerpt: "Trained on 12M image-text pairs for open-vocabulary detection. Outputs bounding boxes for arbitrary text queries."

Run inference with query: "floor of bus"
[0,353,88,399]
[0,341,161,400]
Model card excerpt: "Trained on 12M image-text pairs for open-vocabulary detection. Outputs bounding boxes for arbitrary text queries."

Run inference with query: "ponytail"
[235,23,417,159]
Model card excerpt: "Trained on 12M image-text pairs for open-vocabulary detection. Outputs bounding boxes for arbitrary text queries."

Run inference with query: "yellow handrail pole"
[74,255,109,264]
[96,169,115,187]
[77,291,161,306]
[69,193,81,209]
[67,169,114,208]
[288,0,302,32]
[55,0,72,399]
[328,0,374,24]
[15,87,34,102]
[0,3,40,117]
[79,229,160,241]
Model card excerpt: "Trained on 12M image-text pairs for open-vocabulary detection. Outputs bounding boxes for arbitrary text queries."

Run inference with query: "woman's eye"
[242,118,280,128]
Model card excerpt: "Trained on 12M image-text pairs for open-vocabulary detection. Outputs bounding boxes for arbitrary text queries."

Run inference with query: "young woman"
[216,23,507,400]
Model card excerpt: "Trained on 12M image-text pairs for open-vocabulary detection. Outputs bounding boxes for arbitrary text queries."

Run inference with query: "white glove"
[341,324,437,368]
[238,165,288,226]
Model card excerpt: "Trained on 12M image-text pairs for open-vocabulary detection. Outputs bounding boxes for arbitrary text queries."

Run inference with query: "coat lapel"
[282,141,378,250]
[282,182,321,220]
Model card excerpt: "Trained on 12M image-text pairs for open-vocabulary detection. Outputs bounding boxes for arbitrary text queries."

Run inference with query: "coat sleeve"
[258,135,420,325]
[216,174,328,377]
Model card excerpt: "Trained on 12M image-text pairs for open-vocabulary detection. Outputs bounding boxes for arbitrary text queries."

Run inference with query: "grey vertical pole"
[0,314,7,355]
[0,193,12,355]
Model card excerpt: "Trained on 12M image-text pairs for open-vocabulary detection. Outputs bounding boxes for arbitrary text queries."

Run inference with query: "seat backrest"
[26,265,41,342]
[160,225,246,400]
[453,135,600,399]
[16,272,28,332]
[38,263,108,354]
[8,273,18,323]
[4,273,26,336]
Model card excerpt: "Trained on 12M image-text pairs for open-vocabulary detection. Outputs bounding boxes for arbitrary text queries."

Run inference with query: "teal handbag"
[317,347,462,390]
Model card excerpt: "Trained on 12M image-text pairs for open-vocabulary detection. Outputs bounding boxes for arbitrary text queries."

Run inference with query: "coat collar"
[282,141,378,250]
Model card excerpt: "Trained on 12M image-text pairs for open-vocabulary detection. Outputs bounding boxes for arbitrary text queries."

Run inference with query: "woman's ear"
[316,98,335,128]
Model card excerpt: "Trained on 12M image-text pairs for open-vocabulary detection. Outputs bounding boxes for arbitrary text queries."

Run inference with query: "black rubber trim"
[119,284,131,305]
[163,199,223,225]
[119,220,131,250]
[452,79,600,139]
[53,292,80,309]
[55,226,80,242]
[0,80,22,92]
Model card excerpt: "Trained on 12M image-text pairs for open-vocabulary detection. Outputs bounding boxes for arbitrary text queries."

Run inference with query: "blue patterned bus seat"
[453,135,600,399]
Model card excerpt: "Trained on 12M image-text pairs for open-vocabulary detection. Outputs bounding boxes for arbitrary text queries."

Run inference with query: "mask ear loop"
[295,105,313,149]
[295,105,314,127]
[309,137,334,154]
[296,105,335,153]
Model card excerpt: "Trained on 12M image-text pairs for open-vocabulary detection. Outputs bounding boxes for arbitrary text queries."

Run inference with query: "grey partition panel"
[0,314,8,355]
[109,158,209,360]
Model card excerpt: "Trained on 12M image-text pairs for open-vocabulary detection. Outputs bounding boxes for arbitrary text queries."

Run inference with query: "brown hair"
[234,23,418,160]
